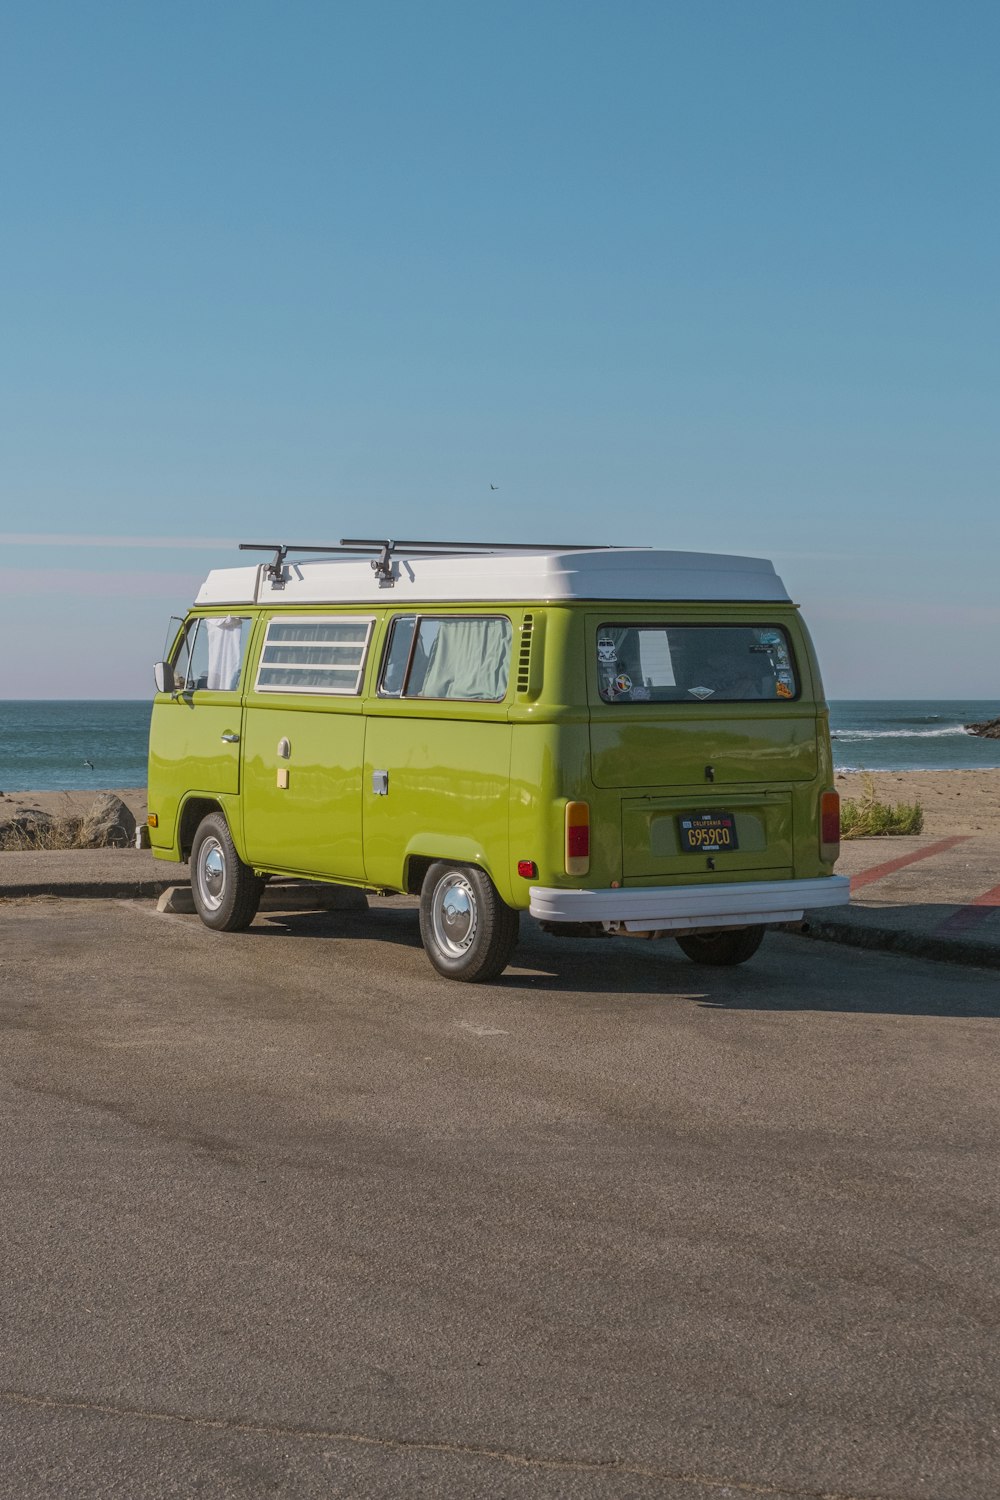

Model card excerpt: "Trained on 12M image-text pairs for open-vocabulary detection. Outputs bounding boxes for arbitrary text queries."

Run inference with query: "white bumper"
[529,875,850,933]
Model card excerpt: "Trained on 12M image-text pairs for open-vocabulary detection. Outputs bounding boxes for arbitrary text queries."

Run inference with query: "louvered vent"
[516,613,534,693]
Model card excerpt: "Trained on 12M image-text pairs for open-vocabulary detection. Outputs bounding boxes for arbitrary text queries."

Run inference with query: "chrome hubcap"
[432,872,478,956]
[198,837,226,912]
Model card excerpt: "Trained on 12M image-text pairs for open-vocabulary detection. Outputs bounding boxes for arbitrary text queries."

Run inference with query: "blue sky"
[2,0,997,698]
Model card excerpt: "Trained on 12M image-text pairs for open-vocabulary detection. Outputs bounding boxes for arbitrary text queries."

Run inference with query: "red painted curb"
[934,882,1000,936]
[850,836,971,892]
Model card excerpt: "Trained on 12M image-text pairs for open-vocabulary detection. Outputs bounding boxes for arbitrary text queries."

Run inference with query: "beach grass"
[0,791,134,852]
[0,817,88,852]
[841,774,924,838]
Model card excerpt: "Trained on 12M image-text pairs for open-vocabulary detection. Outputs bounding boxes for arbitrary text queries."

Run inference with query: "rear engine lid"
[591,708,818,787]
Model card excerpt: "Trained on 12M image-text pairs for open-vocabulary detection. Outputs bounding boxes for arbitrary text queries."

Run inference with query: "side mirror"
[153,661,176,694]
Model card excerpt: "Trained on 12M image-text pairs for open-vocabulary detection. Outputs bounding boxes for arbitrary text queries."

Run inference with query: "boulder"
[965,718,1000,740]
[80,793,137,849]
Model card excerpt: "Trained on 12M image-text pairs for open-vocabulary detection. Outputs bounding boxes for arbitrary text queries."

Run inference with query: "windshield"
[596,624,797,704]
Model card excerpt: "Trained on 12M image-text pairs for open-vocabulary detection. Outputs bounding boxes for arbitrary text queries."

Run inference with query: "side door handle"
[221,732,240,743]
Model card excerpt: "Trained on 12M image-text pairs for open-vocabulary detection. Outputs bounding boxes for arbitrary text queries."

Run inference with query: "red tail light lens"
[820,790,840,859]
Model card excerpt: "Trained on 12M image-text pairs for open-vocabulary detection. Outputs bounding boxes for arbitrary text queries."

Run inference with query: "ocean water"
[1,701,152,793]
[830,701,1000,772]
[1,699,998,792]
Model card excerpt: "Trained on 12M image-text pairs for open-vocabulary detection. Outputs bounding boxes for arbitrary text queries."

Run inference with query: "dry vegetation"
[0,816,88,851]
[840,774,924,839]
[0,793,135,852]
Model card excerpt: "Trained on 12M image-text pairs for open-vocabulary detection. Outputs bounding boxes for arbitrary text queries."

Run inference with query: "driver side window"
[173,620,208,691]
[172,617,250,692]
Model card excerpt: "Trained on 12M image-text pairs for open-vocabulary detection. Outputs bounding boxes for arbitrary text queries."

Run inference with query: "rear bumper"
[529,875,850,933]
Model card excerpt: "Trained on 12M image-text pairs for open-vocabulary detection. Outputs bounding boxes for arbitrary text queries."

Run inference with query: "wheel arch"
[402,837,515,905]
[178,795,232,861]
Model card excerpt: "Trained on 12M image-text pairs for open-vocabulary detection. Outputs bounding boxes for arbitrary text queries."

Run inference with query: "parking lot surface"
[1,895,998,1498]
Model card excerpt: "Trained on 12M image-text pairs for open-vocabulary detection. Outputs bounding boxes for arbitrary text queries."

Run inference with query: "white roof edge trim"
[193,549,791,607]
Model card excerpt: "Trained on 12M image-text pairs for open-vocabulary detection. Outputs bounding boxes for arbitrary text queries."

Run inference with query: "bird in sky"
[490,483,498,490]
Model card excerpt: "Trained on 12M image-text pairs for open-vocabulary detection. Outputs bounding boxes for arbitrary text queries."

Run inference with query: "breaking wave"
[832,726,970,741]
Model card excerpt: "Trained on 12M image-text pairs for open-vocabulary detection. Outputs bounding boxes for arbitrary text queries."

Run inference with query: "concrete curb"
[1,879,179,901]
[797,916,1000,973]
[2,878,371,912]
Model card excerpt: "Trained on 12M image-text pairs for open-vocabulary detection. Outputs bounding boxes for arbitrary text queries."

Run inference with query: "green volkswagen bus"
[147,540,848,981]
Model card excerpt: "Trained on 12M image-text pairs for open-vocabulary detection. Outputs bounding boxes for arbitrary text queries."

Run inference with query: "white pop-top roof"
[194,548,792,607]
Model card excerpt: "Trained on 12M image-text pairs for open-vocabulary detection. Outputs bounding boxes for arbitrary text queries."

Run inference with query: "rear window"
[596,624,797,704]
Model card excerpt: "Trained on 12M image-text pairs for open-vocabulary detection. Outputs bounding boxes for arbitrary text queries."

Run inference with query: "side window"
[255,616,373,695]
[172,617,251,692]
[378,616,512,701]
[172,619,204,691]
[378,617,416,697]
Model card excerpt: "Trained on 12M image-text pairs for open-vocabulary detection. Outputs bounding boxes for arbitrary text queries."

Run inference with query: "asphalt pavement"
[1,891,998,1498]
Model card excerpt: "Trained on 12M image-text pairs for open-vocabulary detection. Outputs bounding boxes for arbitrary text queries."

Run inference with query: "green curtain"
[416,618,512,700]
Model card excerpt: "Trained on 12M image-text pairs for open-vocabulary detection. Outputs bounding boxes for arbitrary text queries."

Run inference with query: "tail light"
[820,790,840,862]
[565,801,590,875]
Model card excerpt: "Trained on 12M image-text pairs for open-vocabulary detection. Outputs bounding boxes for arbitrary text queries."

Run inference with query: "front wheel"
[419,862,520,982]
[190,812,264,932]
[675,926,766,967]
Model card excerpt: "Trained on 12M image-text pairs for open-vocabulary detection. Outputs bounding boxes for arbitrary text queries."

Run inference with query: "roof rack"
[239,538,620,588]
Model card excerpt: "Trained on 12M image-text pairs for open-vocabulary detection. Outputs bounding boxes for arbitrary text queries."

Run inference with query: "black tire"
[675,925,766,967]
[190,812,264,932]
[419,862,520,982]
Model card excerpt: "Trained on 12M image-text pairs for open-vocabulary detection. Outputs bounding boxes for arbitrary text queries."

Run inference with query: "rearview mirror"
[153,661,175,694]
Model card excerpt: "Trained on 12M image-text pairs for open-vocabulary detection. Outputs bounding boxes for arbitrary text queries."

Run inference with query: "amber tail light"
[565,801,590,875]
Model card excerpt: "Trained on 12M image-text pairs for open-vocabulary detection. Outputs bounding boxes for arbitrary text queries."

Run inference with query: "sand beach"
[834,769,1000,837]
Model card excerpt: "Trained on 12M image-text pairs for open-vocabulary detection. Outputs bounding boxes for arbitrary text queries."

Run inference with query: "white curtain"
[205,617,245,691]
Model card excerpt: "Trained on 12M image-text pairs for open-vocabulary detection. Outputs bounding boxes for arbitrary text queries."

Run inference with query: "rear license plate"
[679,812,739,852]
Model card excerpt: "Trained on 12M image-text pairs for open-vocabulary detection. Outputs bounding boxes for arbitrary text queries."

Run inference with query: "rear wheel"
[190,812,264,932]
[419,862,519,982]
[675,926,766,967]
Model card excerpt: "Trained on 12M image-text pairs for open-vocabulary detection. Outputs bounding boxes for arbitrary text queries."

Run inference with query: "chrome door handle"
[221,732,240,743]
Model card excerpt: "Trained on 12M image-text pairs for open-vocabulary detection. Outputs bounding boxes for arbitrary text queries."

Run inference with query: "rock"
[965,718,1000,740]
[80,793,137,849]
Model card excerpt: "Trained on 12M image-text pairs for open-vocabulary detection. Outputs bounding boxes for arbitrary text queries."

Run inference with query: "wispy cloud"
[0,534,238,550]
[7,568,201,598]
